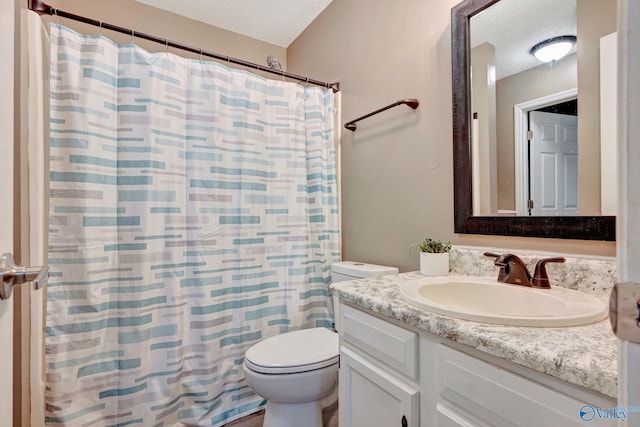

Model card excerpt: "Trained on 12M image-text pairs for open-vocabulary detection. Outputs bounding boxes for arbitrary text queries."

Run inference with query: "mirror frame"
[451,0,616,241]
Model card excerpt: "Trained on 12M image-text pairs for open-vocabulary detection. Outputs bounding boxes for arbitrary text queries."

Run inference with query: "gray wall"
[577,0,617,215]
[36,0,616,272]
[287,0,615,272]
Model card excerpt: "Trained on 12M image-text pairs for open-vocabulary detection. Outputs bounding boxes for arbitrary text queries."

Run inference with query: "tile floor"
[223,402,338,427]
[224,410,265,427]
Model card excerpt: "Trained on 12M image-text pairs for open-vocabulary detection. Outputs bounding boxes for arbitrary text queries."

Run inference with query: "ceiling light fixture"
[530,35,577,63]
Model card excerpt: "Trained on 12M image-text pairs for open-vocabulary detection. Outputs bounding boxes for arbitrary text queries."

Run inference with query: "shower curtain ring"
[99,21,103,36]
[130,29,134,44]
[199,48,203,62]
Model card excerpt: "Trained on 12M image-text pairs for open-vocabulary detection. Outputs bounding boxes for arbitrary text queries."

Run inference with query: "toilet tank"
[331,261,399,282]
[331,261,398,332]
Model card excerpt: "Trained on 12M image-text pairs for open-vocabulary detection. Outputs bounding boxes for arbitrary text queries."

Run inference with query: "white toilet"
[243,261,399,427]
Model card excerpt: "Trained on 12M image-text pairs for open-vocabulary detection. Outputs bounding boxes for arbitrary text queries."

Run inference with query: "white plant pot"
[419,252,449,276]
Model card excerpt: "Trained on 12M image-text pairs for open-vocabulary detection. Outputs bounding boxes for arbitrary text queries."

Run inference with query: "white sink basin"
[399,275,608,327]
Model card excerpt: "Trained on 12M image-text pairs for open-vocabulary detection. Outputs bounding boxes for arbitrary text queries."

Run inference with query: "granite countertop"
[330,272,618,398]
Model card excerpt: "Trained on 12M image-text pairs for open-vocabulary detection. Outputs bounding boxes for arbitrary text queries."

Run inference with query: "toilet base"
[263,401,323,427]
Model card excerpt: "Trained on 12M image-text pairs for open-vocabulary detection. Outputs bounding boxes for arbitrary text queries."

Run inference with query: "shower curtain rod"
[28,0,340,93]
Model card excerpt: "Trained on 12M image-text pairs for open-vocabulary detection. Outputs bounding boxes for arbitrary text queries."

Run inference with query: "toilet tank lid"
[331,261,399,278]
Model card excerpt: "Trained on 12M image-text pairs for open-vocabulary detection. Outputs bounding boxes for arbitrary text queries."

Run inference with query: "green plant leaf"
[417,238,452,253]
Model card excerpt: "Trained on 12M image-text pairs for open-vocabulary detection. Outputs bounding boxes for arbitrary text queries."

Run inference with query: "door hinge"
[527,200,534,209]
[527,130,534,140]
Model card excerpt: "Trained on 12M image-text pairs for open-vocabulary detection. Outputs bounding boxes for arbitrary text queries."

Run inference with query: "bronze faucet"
[484,252,565,289]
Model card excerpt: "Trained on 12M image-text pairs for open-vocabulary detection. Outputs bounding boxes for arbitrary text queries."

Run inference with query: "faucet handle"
[532,257,565,289]
[484,252,521,265]
[483,252,501,259]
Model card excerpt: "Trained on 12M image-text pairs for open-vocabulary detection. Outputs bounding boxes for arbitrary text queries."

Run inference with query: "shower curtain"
[45,23,340,426]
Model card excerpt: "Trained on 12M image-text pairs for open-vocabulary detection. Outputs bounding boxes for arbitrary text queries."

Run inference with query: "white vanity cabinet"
[339,304,420,427]
[337,301,616,427]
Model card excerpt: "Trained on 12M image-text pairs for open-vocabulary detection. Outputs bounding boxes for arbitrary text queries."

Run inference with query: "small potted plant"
[417,238,452,276]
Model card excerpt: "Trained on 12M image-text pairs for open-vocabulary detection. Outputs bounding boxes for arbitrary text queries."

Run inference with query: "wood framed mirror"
[451,0,615,240]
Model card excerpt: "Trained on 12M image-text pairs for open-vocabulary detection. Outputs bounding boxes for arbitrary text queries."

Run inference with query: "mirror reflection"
[469,0,616,217]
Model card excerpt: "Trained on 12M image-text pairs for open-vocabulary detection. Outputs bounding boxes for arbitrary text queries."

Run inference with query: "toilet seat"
[244,327,339,374]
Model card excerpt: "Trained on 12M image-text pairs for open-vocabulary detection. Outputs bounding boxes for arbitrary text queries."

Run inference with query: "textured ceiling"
[136,0,574,78]
[471,0,576,80]
[135,0,333,48]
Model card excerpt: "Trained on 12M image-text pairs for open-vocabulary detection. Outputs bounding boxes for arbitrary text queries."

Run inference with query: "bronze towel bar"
[344,98,419,131]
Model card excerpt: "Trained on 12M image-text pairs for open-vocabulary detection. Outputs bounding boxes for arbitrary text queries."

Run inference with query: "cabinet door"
[340,347,419,427]
[436,345,614,427]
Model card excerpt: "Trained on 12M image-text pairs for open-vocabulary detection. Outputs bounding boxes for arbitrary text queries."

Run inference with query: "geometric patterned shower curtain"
[45,23,340,426]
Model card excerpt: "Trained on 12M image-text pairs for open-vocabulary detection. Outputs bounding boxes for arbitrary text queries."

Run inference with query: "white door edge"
[0,0,15,426]
[617,0,640,422]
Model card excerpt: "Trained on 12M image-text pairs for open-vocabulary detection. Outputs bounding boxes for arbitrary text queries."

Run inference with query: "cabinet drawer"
[341,304,418,379]
[437,344,609,427]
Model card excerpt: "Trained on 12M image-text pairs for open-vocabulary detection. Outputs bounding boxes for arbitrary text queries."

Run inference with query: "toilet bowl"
[243,261,399,427]
[243,327,339,427]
